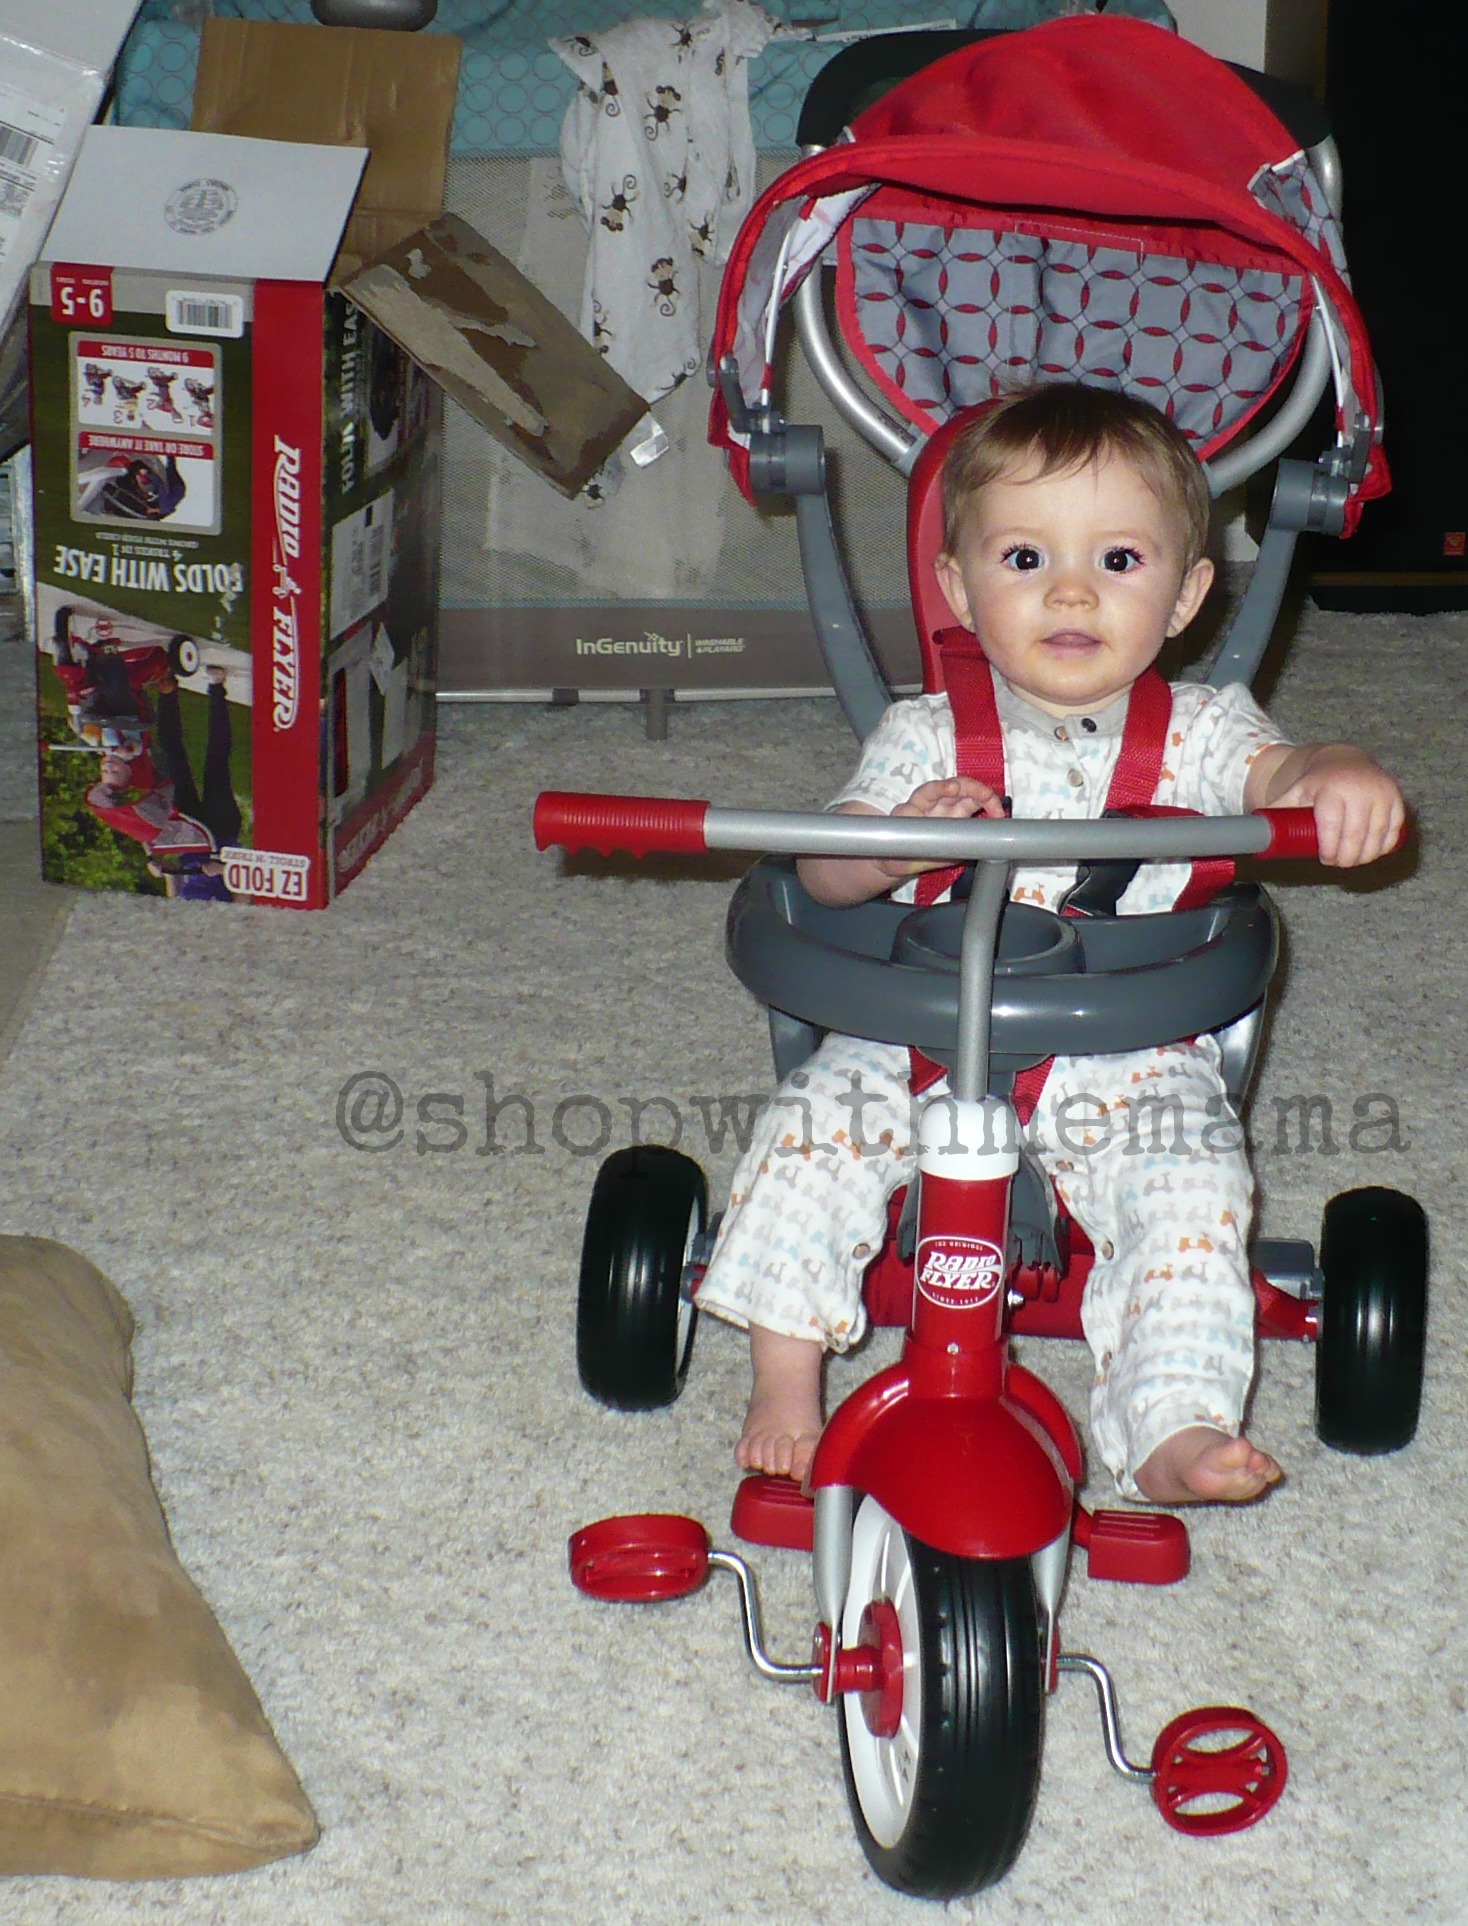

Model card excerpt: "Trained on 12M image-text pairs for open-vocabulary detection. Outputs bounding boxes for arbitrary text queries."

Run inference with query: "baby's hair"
[939,384,1212,571]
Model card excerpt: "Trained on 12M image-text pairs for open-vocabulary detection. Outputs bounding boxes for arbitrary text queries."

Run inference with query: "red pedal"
[1076,1506,1190,1585]
[568,1514,710,1602]
[730,1474,816,1552]
[1151,1707,1288,1834]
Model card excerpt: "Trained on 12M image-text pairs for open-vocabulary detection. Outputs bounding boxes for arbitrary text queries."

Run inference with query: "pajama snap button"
[852,1242,871,1259]
[1053,724,1069,742]
[1100,1239,1115,1258]
[1067,768,1085,787]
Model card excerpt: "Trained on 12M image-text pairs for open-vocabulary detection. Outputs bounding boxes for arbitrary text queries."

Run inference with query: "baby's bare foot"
[736,1326,824,1483]
[1135,1426,1283,1505]
[735,1406,823,1482]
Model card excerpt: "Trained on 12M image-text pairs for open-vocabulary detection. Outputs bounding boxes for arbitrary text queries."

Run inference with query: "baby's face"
[934,453,1213,717]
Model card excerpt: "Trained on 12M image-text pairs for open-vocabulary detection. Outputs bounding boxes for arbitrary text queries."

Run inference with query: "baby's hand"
[1270,746,1406,867]
[877,777,1006,880]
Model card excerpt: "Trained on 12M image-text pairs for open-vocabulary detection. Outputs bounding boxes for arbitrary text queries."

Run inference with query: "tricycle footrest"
[1075,1505,1190,1584]
[730,1473,815,1551]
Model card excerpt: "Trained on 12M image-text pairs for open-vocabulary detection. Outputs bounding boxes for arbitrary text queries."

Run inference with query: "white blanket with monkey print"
[553,0,776,404]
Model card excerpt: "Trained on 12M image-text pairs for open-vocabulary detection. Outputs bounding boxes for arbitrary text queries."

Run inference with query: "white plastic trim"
[917,1096,1019,1182]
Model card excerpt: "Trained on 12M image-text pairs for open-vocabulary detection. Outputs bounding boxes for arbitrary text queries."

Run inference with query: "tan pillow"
[0,1235,319,1879]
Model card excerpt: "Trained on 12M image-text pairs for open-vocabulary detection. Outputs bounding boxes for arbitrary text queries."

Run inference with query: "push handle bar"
[535,791,1331,866]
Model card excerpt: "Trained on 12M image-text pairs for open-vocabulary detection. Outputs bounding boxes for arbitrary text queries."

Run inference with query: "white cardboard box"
[41,123,371,284]
[0,0,142,330]
[0,0,142,450]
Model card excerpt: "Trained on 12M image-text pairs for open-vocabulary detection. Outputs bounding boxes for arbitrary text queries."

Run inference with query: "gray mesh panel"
[1249,154,1348,277]
[438,156,911,619]
[850,221,1305,444]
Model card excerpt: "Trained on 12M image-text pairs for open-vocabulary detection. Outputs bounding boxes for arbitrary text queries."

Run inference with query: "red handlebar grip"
[1257,808,1318,858]
[534,791,711,858]
[1256,805,1410,858]
[1259,808,1413,860]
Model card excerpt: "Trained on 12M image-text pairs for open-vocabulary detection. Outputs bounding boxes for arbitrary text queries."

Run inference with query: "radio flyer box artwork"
[29,124,444,907]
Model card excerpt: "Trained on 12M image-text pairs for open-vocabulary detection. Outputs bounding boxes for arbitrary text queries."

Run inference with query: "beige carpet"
[0,605,1464,1923]
[0,823,71,1067]
[0,644,73,1069]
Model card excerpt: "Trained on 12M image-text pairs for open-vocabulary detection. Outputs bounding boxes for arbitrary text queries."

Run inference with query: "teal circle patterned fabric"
[116,1,1176,156]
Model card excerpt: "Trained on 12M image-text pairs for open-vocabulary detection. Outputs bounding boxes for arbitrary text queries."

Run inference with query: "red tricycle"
[539,789,1426,1899]
[540,15,1421,1895]
[46,602,202,756]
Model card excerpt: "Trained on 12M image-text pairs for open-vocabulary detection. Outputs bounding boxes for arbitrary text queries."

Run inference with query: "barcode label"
[166,290,245,339]
[0,121,38,169]
[330,492,396,638]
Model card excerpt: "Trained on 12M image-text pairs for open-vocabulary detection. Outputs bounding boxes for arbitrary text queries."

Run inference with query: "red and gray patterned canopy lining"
[840,201,1307,454]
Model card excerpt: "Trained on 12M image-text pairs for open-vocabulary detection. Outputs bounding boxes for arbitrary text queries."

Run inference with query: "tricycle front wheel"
[1314,1186,1428,1453]
[838,1495,1044,1899]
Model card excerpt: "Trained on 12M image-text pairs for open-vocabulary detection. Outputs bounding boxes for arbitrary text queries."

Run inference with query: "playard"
[534,18,1429,1900]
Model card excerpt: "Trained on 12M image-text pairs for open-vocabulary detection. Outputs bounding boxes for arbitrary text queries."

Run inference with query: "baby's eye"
[1101,546,1144,573]
[1001,544,1043,571]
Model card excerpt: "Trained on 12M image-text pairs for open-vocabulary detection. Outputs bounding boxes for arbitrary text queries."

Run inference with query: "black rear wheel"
[168,634,200,677]
[838,1496,1044,1898]
[577,1146,706,1410]
[1314,1186,1428,1453]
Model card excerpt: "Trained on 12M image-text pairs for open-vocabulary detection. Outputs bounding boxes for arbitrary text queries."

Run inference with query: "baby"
[695,382,1404,1507]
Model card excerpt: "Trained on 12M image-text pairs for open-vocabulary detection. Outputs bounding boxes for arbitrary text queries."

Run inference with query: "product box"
[30,23,465,908]
[0,0,142,457]
[30,126,436,907]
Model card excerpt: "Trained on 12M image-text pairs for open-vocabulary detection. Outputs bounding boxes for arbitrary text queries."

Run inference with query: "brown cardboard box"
[191,18,459,277]
[194,20,646,499]
[30,18,658,907]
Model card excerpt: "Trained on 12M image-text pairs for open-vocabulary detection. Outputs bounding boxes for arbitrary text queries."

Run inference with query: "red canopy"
[709,16,1385,530]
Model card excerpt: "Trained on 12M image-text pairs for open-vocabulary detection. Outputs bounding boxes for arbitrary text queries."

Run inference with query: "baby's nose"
[1045,564,1097,605]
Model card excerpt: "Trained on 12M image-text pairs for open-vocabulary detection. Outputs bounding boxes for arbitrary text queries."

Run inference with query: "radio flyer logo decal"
[916,1235,1005,1310]
[165,179,239,235]
[270,438,302,730]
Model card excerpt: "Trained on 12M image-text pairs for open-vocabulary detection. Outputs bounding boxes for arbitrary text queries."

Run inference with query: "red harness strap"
[911,628,1008,909]
[907,631,1178,1115]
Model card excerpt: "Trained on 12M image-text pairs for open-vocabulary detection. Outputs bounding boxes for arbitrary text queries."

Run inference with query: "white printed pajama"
[696,1030,1257,1499]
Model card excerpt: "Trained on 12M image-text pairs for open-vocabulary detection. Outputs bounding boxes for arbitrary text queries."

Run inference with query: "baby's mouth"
[1040,630,1102,653]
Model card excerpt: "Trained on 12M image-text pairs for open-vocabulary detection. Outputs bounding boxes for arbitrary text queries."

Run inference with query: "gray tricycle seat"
[728,858,1279,1097]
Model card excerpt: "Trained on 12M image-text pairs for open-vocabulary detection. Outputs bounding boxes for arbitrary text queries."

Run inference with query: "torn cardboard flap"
[188,15,643,497]
[344,216,650,501]
[190,17,460,279]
